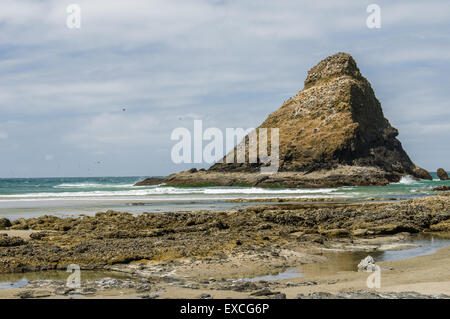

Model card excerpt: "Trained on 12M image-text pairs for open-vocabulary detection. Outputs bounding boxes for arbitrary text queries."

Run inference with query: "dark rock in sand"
[433,186,450,192]
[0,234,26,247]
[16,291,34,299]
[141,53,431,188]
[250,287,277,296]
[141,292,159,299]
[10,218,29,230]
[30,232,48,240]
[437,168,449,181]
[0,218,12,229]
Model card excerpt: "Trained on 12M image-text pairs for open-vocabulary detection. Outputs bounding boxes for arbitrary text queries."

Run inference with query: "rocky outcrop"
[137,53,431,187]
[134,177,165,186]
[0,218,11,230]
[412,167,433,180]
[164,166,396,188]
[0,234,25,247]
[437,168,449,180]
[434,186,450,192]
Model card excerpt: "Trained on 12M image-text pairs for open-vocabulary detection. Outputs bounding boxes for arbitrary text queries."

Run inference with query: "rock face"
[437,168,449,180]
[138,53,431,187]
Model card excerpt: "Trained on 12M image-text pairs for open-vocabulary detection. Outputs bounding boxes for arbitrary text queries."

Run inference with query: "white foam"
[54,183,134,188]
[202,187,339,195]
[396,175,418,185]
[0,194,355,205]
[0,185,342,201]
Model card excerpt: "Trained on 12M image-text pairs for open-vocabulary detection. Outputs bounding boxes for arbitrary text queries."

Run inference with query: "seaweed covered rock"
[0,218,12,230]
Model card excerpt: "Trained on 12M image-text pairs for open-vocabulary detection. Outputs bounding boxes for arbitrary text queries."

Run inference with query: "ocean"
[0,174,448,219]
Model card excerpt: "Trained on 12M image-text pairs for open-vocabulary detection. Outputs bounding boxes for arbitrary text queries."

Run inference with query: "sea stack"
[138,53,432,187]
[437,168,449,180]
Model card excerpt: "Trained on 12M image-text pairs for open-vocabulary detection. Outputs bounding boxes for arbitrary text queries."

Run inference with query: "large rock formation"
[437,168,449,181]
[138,53,431,188]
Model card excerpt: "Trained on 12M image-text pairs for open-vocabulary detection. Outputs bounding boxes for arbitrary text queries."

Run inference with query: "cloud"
[0,132,8,140]
[63,112,162,149]
[0,0,449,176]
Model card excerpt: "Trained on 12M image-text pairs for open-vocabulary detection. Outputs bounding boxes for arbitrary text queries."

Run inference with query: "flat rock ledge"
[143,166,420,188]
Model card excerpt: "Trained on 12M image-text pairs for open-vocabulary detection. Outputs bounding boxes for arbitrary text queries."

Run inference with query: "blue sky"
[0,0,449,177]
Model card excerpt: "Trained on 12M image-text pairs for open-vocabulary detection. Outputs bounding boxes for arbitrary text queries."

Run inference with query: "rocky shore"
[1,193,449,273]
[0,192,449,298]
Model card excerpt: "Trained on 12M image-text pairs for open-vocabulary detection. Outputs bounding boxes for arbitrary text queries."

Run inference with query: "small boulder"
[81,287,97,295]
[357,256,377,272]
[437,168,449,180]
[412,167,433,180]
[16,291,34,299]
[0,218,12,229]
[250,287,276,296]
[30,232,48,240]
[11,218,28,230]
[141,292,159,299]
[433,186,450,192]
[54,287,74,296]
[0,235,26,247]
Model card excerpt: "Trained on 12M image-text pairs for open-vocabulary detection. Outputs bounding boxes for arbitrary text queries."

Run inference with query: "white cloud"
[0,132,8,140]
[63,113,162,149]
[0,0,449,175]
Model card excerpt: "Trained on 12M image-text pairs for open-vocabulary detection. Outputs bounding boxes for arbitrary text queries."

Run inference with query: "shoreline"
[0,192,449,298]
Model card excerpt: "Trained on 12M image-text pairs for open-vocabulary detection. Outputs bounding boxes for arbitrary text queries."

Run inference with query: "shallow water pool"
[241,234,450,281]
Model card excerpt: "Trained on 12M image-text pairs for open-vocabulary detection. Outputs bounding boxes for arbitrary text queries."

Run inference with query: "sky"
[0,0,449,178]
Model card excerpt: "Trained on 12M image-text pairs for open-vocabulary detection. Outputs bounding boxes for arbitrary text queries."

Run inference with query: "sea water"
[0,174,448,219]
